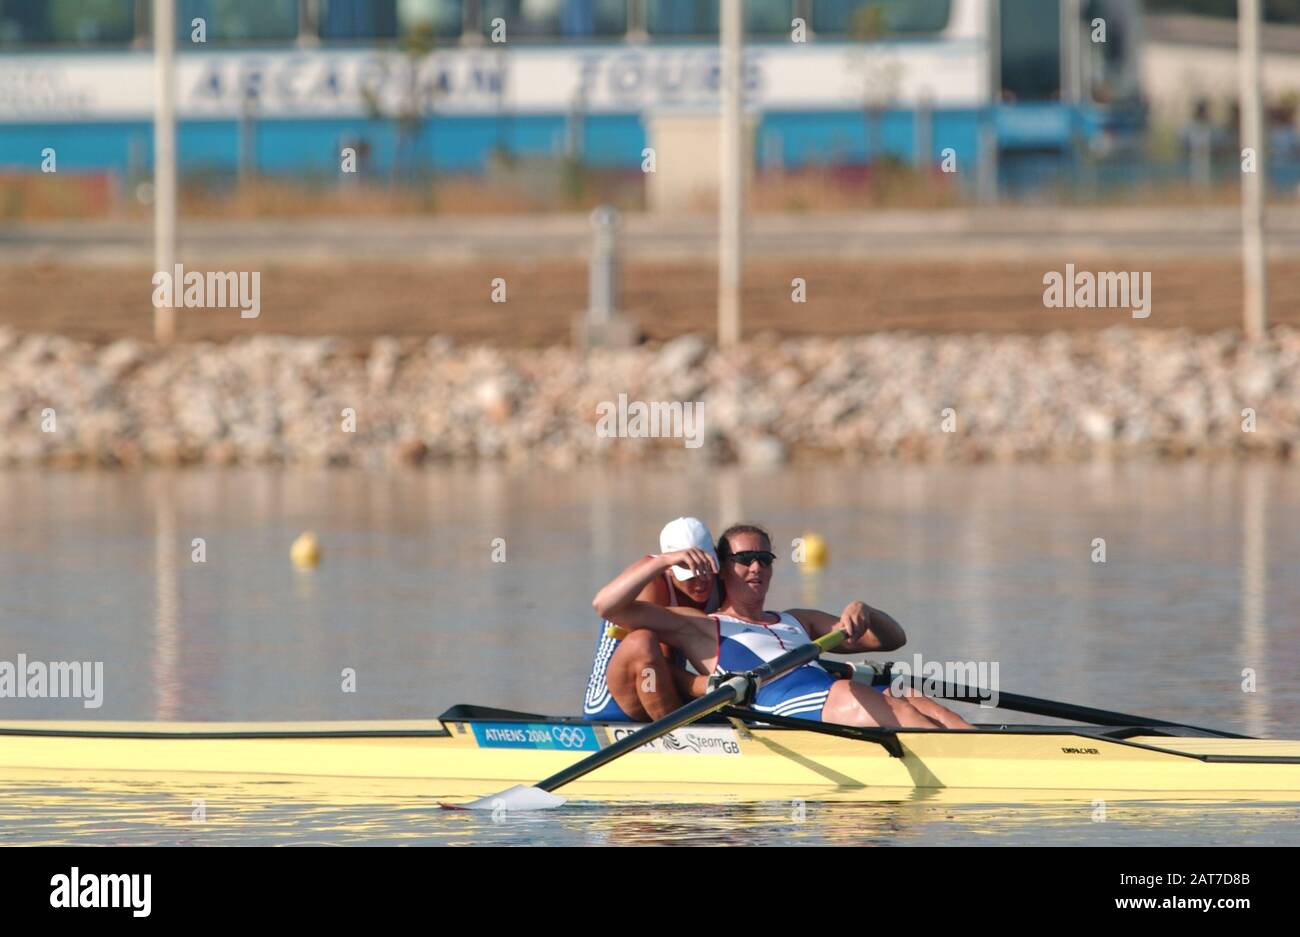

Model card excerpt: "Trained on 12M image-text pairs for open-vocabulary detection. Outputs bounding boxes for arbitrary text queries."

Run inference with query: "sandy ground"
[2,256,1297,346]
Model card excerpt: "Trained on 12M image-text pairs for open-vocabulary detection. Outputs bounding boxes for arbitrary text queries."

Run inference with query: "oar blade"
[440,784,567,812]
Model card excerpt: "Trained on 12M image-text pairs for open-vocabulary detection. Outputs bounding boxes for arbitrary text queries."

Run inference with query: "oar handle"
[814,630,847,652]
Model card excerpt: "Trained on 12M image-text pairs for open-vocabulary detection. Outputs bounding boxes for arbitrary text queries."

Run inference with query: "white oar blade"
[440,784,568,812]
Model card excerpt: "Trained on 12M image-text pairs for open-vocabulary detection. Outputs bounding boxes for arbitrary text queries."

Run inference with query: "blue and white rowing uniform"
[713,611,836,722]
[583,569,692,722]
[583,620,633,721]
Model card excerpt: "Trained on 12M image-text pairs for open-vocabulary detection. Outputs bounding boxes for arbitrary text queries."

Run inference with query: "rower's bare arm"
[605,600,708,642]
[671,668,711,699]
[591,554,667,620]
[788,602,907,652]
[591,549,716,620]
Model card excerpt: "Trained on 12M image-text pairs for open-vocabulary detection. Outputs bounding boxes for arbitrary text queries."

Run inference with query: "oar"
[445,630,846,811]
[856,662,1244,738]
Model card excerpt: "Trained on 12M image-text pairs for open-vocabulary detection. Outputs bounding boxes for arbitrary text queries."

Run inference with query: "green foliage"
[46,0,131,40]
[849,4,889,40]
[401,17,437,56]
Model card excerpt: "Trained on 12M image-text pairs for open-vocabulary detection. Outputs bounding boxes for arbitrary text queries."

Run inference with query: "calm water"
[2,778,1298,846]
[1,462,1298,845]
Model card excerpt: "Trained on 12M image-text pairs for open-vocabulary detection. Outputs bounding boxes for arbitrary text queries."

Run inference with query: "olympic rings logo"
[551,726,590,749]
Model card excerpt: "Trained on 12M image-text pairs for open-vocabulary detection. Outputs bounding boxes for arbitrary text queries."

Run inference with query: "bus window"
[645,0,798,38]
[999,0,1060,101]
[747,1,797,38]
[810,0,951,37]
[480,0,628,39]
[174,0,300,42]
[0,0,134,46]
[646,0,718,37]
[320,0,398,40]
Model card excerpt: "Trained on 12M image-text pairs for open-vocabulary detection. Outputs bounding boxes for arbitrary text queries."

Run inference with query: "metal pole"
[588,206,620,327]
[1190,120,1212,190]
[1239,0,1268,340]
[132,0,151,48]
[565,87,586,161]
[153,0,177,344]
[718,0,743,348]
[914,92,933,169]
[977,117,997,204]
[297,0,320,48]
[1061,0,1082,104]
[987,0,1000,113]
[1061,0,1082,199]
[238,93,257,183]
[980,0,1000,205]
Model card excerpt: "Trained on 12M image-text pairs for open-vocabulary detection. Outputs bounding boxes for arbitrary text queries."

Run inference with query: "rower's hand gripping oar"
[444,629,847,811]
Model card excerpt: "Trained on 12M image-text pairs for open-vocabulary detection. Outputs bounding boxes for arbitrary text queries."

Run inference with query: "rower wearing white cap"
[582,517,721,721]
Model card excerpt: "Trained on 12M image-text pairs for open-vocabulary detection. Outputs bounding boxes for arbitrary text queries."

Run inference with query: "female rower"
[582,517,719,721]
[599,524,973,729]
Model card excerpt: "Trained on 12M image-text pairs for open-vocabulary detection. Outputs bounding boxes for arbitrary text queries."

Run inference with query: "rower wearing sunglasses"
[598,523,972,729]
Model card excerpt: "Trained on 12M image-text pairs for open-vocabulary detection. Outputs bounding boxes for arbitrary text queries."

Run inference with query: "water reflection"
[1239,464,1268,738]
[2,776,1297,847]
[1,464,1297,731]
[153,481,181,719]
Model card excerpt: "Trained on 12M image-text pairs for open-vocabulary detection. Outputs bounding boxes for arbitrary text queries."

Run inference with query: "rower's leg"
[896,687,975,729]
[879,693,945,728]
[822,680,939,728]
[605,629,684,721]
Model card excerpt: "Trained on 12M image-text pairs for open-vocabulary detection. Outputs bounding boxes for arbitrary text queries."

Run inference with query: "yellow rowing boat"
[3,705,1298,803]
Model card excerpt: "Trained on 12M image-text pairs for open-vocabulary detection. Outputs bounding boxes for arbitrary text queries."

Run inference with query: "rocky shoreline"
[1,327,1295,468]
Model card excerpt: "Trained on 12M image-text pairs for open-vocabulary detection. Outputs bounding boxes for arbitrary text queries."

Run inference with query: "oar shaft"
[878,666,1244,738]
[538,681,742,793]
[536,630,845,793]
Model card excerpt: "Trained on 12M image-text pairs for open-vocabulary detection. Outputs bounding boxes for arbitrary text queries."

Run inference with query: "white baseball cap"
[659,517,719,581]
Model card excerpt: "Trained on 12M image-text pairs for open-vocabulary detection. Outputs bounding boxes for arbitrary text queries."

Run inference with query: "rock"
[99,339,148,380]
[1078,408,1115,443]
[397,437,430,466]
[656,334,709,374]
[475,377,516,423]
[368,336,402,390]
[1236,357,1277,401]
[0,327,1292,467]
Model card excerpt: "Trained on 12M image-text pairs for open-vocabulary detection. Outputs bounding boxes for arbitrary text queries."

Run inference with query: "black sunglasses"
[729,550,776,567]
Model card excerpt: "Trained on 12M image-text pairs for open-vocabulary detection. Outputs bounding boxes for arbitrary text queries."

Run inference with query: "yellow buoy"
[290,531,322,569]
[800,532,828,572]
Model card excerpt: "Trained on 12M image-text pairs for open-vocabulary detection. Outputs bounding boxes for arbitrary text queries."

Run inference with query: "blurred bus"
[0,0,1145,185]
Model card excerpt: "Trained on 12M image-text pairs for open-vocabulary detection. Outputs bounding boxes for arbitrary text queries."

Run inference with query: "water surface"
[1,463,1297,845]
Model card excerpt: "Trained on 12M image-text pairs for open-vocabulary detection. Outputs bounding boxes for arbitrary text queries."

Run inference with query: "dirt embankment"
[3,257,1299,346]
